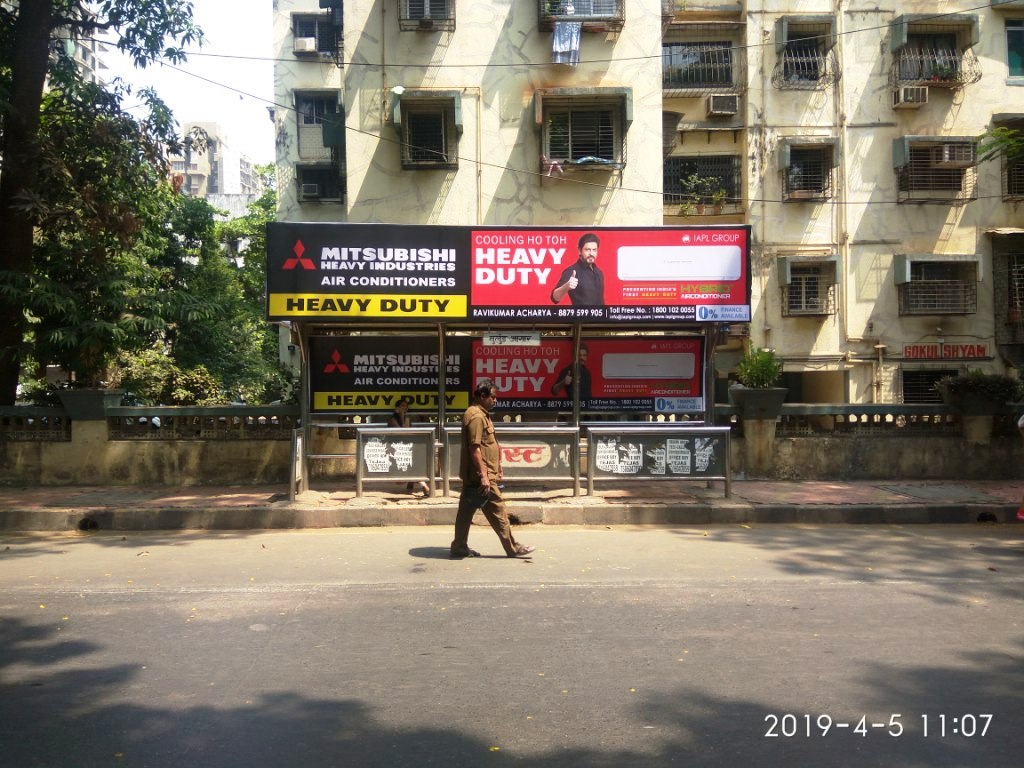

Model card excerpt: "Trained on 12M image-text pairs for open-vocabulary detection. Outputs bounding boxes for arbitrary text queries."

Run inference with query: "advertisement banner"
[268,223,750,324]
[473,336,705,412]
[309,336,472,413]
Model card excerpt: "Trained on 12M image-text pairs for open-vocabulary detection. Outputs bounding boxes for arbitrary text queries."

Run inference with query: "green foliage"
[936,371,1023,404]
[735,348,783,389]
[680,174,726,205]
[977,126,1024,164]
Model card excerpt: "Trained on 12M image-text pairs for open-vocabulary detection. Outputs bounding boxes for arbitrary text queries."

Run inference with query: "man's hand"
[565,270,578,290]
[550,271,578,303]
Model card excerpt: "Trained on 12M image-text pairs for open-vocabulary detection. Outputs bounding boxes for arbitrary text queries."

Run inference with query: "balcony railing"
[538,0,624,33]
[890,47,982,88]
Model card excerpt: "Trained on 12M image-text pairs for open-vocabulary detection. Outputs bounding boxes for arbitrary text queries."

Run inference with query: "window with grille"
[537,0,624,32]
[901,369,957,404]
[895,140,977,203]
[898,261,978,315]
[1011,254,1024,312]
[297,165,344,202]
[772,16,837,89]
[890,15,981,88]
[663,155,740,207]
[293,15,339,55]
[399,0,455,31]
[782,144,833,200]
[545,109,617,165]
[784,264,836,316]
[296,93,339,161]
[662,42,733,89]
[397,100,459,169]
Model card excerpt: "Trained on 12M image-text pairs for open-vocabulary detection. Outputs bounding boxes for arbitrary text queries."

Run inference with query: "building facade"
[272,0,1024,404]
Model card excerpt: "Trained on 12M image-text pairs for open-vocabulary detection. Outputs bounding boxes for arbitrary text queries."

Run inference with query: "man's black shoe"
[449,548,481,559]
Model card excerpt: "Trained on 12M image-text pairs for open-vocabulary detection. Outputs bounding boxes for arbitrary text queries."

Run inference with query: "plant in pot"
[680,173,714,215]
[711,186,728,215]
[935,371,1022,416]
[729,348,788,419]
[936,370,1022,445]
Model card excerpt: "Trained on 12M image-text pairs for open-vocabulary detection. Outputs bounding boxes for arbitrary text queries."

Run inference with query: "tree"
[0,0,201,403]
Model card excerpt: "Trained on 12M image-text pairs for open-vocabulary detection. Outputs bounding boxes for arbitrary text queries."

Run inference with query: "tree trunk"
[0,1,54,404]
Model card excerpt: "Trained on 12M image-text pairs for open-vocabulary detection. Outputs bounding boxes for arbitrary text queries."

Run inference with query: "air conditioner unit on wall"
[892,86,928,109]
[930,143,975,168]
[293,37,317,53]
[706,94,738,117]
[301,182,321,198]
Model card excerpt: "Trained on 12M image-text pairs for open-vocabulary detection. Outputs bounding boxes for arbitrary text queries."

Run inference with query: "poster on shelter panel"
[267,223,750,324]
[473,336,705,413]
[308,335,704,414]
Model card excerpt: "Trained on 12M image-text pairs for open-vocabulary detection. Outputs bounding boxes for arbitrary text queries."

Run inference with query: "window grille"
[663,155,740,208]
[896,141,977,205]
[293,14,341,59]
[1005,157,1024,199]
[898,262,977,315]
[889,18,983,88]
[399,0,455,32]
[901,369,957,404]
[403,108,455,167]
[537,0,624,32]
[783,264,836,316]
[772,17,839,89]
[783,146,833,200]
[662,42,734,90]
[297,165,344,202]
[1011,254,1024,313]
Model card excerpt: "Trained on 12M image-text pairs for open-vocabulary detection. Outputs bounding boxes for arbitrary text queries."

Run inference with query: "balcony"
[538,0,624,33]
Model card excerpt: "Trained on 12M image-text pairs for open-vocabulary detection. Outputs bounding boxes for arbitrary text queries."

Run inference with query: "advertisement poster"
[268,223,750,324]
[309,336,472,412]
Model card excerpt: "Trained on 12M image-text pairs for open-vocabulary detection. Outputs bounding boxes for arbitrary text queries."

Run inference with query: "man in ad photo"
[550,343,592,403]
[550,233,605,306]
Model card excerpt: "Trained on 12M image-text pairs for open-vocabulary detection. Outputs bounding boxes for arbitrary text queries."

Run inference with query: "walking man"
[451,379,535,559]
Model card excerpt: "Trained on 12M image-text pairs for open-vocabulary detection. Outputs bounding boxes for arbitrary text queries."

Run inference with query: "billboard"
[309,335,705,413]
[268,223,750,324]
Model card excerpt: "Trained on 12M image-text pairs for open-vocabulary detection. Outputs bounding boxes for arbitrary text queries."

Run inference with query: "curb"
[0,502,1017,532]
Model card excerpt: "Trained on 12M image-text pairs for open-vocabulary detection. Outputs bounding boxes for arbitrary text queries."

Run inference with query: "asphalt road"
[1,524,1022,767]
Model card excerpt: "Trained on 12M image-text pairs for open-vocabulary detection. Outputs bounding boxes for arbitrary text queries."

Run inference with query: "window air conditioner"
[892,86,928,109]
[301,182,321,198]
[930,143,975,168]
[706,94,738,117]
[293,37,317,53]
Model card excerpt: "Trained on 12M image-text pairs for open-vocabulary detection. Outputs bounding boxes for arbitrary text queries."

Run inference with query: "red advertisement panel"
[472,336,705,413]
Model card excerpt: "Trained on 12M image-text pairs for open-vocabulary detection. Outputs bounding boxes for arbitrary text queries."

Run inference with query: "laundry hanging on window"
[552,21,582,67]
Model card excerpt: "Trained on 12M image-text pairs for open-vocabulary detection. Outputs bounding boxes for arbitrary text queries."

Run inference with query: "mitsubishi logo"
[323,349,349,374]
[283,240,316,270]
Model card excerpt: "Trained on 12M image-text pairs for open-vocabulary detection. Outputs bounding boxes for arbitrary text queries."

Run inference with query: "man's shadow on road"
[408,547,510,560]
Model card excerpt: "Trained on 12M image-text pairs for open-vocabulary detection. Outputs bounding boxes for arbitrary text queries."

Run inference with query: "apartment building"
[273,0,1024,405]
[169,122,261,198]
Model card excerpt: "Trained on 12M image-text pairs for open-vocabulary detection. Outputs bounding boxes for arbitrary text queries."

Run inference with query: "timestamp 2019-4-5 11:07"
[763,713,993,738]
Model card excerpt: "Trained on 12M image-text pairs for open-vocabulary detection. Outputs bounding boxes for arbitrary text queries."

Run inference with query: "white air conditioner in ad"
[601,353,696,380]
[706,94,738,117]
[616,245,742,282]
[892,86,928,109]
[293,37,317,53]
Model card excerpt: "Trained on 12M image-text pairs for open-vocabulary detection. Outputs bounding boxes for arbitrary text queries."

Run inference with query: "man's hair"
[578,233,600,250]
[474,378,496,397]
[395,397,409,407]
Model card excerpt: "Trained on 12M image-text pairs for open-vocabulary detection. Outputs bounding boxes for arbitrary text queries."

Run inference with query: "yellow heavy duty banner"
[313,391,470,411]
[268,294,467,318]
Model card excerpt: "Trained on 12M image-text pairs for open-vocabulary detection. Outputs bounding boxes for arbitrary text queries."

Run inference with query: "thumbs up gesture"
[567,270,578,290]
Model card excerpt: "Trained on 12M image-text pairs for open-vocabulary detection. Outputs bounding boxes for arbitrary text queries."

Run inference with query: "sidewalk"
[0,478,1022,531]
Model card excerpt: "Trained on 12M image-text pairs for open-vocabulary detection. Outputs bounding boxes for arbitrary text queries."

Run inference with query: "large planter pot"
[57,388,125,420]
[728,387,789,420]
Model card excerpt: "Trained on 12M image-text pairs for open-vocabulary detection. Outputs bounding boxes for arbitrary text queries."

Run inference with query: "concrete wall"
[1,421,1020,486]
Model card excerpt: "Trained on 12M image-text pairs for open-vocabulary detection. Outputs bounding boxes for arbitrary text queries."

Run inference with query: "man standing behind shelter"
[451,378,536,559]
[550,233,605,306]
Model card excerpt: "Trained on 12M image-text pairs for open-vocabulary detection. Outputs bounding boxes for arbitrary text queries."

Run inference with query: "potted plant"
[936,371,1022,416]
[729,348,788,419]
[680,173,714,215]
[711,186,728,215]
[936,370,1023,445]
